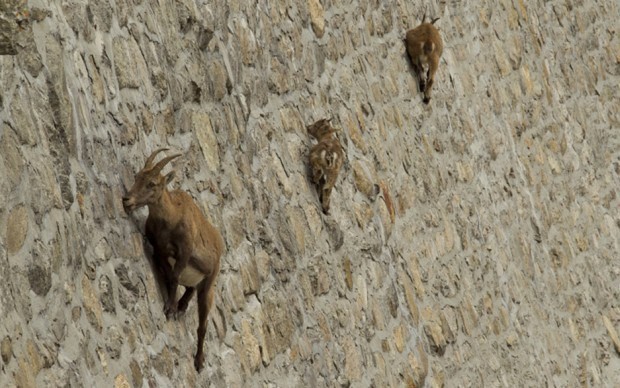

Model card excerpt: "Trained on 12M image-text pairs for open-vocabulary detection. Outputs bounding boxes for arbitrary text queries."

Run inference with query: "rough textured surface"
[1,0,619,387]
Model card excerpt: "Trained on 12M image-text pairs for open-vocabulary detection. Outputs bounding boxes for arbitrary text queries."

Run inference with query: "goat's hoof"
[176,305,189,316]
[423,97,431,104]
[163,304,178,320]
[194,355,204,372]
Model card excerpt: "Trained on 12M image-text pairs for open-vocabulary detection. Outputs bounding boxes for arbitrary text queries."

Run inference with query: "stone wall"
[1,0,619,386]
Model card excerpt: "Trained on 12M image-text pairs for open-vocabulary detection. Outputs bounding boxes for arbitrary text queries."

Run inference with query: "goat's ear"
[165,171,175,185]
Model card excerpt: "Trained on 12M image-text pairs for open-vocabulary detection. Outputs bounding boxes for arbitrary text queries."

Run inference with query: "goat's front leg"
[163,276,179,319]
[164,238,192,319]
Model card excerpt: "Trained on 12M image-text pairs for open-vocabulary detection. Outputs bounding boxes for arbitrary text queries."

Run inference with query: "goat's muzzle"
[122,196,137,213]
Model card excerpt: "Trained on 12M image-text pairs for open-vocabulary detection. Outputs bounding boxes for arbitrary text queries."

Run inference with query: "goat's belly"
[167,257,205,287]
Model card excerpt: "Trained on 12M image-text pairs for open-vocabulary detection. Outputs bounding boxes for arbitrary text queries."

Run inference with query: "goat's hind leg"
[408,59,425,92]
[320,179,334,215]
[194,270,218,372]
[423,56,439,104]
[417,65,426,93]
[152,252,179,320]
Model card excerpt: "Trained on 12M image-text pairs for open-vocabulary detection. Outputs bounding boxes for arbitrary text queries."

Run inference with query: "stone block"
[99,274,116,314]
[603,315,620,354]
[343,112,367,153]
[353,202,374,229]
[352,160,378,199]
[343,337,361,382]
[279,206,307,256]
[408,344,428,388]
[114,374,131,388]
[262,290,297,354]
[81,275,103,333]
[1,336,11,364]
[191,111,221,172]
[460,298,479,336]
[240,319,262,373]
[152,347,173,377]
[129,359,143,388]
[9,90,38,146]
[112,36,149,90]
[308,0,325,38]
[424,322,447,356]
[343,258,353,291]
[394,323,407,353]
[223,274,245,313]
[27,264,51,297]
[400,272,419,325]
[5,205,28,254]
[1,127,24,187]
[240,255,260,296]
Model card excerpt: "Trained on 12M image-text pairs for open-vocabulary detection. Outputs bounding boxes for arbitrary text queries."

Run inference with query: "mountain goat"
[307,118,345,214]
[122,148,224,372]
[405,14,443,104]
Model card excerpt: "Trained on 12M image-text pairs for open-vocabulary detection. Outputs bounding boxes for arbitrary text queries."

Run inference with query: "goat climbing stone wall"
[1,0,619,386]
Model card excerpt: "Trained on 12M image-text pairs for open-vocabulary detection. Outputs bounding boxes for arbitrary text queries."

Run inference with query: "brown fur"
[307,119,345,214]
[405,14,443,104]
[122,148,224,372]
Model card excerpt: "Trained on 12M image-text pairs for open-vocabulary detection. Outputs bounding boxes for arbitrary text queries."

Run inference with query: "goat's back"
[405,23,443,59]
[180,191,224,260]
[155,190,224,263]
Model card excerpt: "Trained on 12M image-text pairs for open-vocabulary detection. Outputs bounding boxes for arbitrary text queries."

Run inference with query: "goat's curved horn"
[145,148,169,169]
[152,153,181,173]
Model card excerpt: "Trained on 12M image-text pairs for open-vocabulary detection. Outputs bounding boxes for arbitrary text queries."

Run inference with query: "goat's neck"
[148,190,180,223]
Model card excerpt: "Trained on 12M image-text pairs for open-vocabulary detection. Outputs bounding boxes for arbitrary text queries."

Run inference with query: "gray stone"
[0,127,24,187]
[240,255,260,296]
[81,275,103,333]
[105,325,123,359]
[129,359,143,388]
[1,336,11,364]
[27,264,51,296]
[99,275,116,314]
[112,36,149,90]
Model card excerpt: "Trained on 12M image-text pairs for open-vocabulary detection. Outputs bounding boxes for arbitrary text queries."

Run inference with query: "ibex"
[307,118,345,214]
[405,13,443,104]
[122,148,224,372]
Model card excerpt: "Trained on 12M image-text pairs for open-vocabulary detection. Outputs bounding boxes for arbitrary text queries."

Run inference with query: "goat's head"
[307,118,336,140]
[122,148,181,212]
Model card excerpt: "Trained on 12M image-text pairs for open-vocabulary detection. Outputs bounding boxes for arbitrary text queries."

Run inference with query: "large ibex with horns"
[122,148,224,372]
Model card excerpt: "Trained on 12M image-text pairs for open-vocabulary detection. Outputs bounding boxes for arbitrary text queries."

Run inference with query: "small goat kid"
[122,148,224,372]
[405,14,443,104]
[308,119,345,214]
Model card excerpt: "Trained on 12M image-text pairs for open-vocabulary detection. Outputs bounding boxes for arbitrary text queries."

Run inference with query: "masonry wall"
[0,0,619,386]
